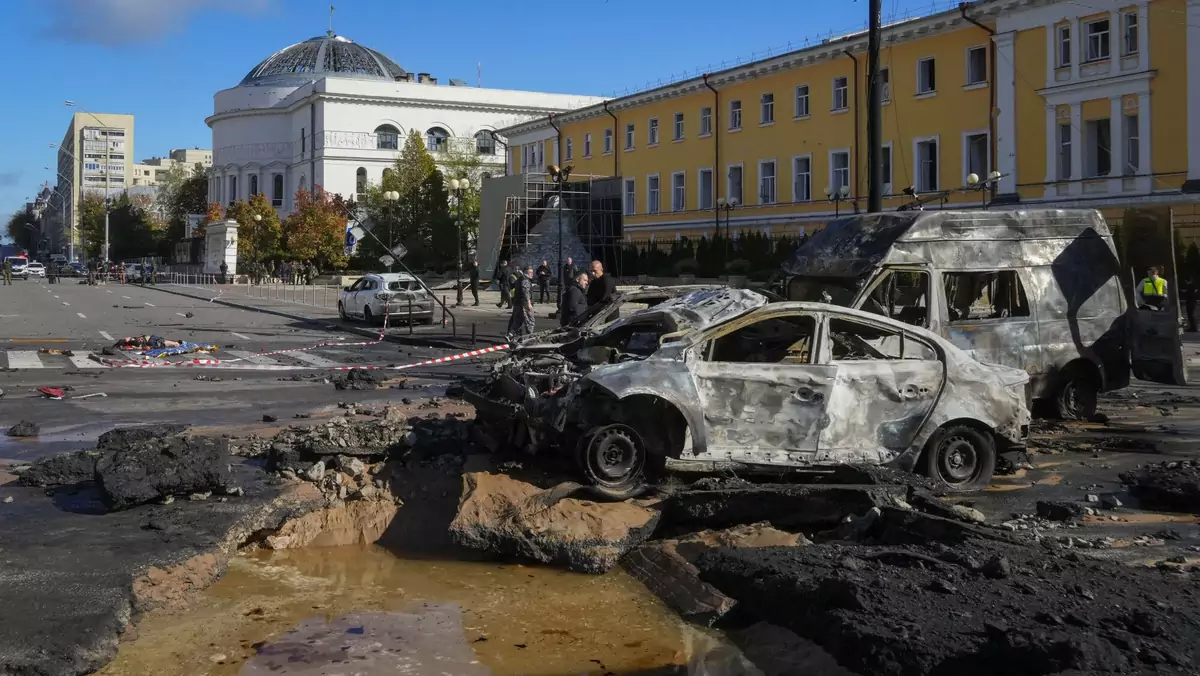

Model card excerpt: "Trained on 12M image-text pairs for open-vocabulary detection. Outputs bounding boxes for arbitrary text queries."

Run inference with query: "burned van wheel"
[921,424,996,492]
[362,306,376,326]
[1054,374,1098,421]
[578,424,655,500]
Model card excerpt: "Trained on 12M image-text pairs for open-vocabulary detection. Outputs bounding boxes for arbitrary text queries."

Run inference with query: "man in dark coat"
[562,257,576,286]
[536,259,551,303]
[559,271,590,327]
[507,265,536,338]
[586,260,616,308]
[495,260,512,309]
[468,260,480,306]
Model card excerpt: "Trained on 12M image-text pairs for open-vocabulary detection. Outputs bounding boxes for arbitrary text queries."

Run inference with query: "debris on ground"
[95,435,238,510]
[17,450,106,487]
[38,348,74,357]
[97,424,190,450]
[7,420,39,437]
[1121,460,1200,514]
[331,369,384,391]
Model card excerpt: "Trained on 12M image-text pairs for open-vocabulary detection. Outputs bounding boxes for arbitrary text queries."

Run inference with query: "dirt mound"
[1121,460,1200,514]
[96,436,238,510]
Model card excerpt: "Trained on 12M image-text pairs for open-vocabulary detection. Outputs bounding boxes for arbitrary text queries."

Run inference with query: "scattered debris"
[1036,500,1085,522]
[331,369,384,391]
[2,496,12,504]
[7,421,39,437]
[98,424,190,450]
[262,414,278,423]
[1121,460,1200,514]
[38,348,74,357]
[95,436,237,510]
[18,450,106,487]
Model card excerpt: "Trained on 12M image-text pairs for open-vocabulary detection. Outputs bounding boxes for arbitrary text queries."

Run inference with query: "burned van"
[781,209,1186,419]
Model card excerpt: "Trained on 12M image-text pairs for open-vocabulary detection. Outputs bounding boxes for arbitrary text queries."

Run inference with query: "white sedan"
[338,272,435,326]
[18,262,45,279]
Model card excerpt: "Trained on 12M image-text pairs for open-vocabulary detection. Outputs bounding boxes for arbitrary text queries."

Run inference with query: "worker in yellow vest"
[1136,266,1168,310]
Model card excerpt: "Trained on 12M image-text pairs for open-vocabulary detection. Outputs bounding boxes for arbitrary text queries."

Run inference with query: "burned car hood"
[600,287,769,339]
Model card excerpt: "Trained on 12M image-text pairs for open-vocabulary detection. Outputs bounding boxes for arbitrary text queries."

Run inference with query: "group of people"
[495,256,617,338]
[241,260,320,286]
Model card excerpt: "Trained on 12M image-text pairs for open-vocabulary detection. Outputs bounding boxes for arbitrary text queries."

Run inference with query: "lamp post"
[825,184,851,217]
[382,190,399,272]
[716,197,737,269]
[448,177,472,306]
[547,164,573,307]
[65,101,113,264]
[48,145,79,262]
[966,170,1003,209]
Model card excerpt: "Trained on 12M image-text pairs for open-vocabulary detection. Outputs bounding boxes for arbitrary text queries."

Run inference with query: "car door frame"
[933,267,1044,374]
[343,278,367,317]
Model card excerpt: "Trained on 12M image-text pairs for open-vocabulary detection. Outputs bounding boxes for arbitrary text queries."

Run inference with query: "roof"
[240,33,408,86]
[367,272,418,280]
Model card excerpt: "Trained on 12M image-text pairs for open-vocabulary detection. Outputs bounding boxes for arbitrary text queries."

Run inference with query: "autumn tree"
[226,193,282,263]
[282,187,348,269]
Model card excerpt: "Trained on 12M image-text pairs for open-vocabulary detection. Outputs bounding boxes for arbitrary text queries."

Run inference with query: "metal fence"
[161,272,342,311]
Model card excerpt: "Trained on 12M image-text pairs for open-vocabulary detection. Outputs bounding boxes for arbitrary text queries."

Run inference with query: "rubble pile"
[331,369,385,391]
[1121,460,1200,514]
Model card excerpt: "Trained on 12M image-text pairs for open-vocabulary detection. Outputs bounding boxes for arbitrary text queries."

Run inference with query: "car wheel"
[363,306,375,326]
[920,424,996,492]
[577,423,662,500]
[338,302,347,321]
[1053,372,1098,421]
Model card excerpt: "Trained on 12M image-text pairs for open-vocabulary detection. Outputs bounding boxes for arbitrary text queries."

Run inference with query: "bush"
[673,258,699,276]
[725,259,752,275]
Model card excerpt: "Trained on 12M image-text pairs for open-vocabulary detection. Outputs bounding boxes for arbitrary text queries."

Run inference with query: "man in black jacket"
[536,259,551,303]
[559,272,590,327]
[586,260,616,308]
[562,257,576,285]
[468,260,480,306]
[495,260,512,309]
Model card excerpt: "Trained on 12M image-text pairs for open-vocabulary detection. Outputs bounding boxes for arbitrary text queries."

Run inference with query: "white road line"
[122,296,131,300]
[144,302,155,307]
[53,295,59,299]
[224,350,282,366]
[99,330,114,341]
[287,351,342,368]
[77,312,87,319]
[6,351,44,369]
[176,312,187,317]
[231,332,251,340]
[68,353,106,369]
[106,290,113,294]
[62,302,69,306]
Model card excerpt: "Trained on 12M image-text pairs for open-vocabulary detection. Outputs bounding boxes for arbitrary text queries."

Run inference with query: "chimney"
[428,76,438,85]
[417,72,430,83]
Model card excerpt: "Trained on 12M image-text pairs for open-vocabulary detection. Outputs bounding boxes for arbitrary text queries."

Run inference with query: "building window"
[1122,11,1138,55]
[833,77,849,111]
[1124,114,1139,174]
[1085,19,1110,62]
[729,100,742,130]
[355,167,367,200]
[793,156,811,202]
[966,132,989,180]
[475,131,496,155]
[623,178,636,215]
[521,145,529,170]
[565,137,573,160]
[584,133,593,157]
[604,129,613,154]
[648,175,661,214]
[425,127,449,152]
[881,68,891,102]
[700,107,712,136]
[301,128,306,155]
[760,93,775,124]
[648,118,659,145]
[759,161,776,204]
[376,125,399,150]
[917,58,936,94]
[272,174,283,207]
[1085,119,1111,177]
[831,151,850,192]
[1057,25,1072,67]
[625,123,635,150]
[674,113,684,140]
[882,145,893,193]
[966,47,987,85]
[537,140,545,167]
[249,174,258,196]
[916,139,939,192]
[228,176,237,206]
[699,168,714,209]
[794,85,810,118]
[1059,123,1073,180]
[672,172,686,211]
[727,165,743,204]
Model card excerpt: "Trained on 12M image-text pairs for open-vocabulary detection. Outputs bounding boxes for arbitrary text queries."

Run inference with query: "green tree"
[357,130,442,269]
[79,193,107,259]
[107,193,166,260]
[441,145,483,264]
[5,210,36,252]
[283,187,348,269]
[163,163,210,241]
[226,193,283,263]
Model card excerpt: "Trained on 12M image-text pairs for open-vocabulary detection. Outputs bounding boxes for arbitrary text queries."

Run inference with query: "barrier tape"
[90,343,511,371]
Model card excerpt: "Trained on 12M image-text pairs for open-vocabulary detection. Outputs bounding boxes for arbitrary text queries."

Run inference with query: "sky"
[0,0,958,217]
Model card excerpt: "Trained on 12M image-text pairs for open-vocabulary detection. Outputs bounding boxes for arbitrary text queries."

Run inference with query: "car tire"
[920,424,996,492]
[1053,371,1098,421]
[576,423,664,500]
[338,302,347,321]
[363,307,375,326]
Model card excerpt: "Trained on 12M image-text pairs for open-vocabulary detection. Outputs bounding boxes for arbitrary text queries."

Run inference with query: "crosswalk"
[0,347,381,370]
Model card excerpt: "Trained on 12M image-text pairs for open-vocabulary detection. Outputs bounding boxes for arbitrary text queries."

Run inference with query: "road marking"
[62,302,69,306]
[287,351,342,368]
[122,296,131,300]
[231,332,251,340]
[176,312,188,318]
[106,290,113,294]
[77,312,87,319]
[53,295,60,299]
[6,351,44,369]
[9,338,67,343]
[224,349,282,365]
[68,353,106,369]
[144,302,155,307]
[99,330,113,341]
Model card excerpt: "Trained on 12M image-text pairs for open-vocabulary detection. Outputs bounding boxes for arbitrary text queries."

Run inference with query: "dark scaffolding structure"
[493,173,625,277]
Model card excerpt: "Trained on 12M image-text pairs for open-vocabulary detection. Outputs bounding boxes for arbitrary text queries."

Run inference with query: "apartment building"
[53,112,135,257]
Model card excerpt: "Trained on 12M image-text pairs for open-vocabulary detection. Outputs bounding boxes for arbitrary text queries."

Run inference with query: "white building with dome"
[206,32,602,215]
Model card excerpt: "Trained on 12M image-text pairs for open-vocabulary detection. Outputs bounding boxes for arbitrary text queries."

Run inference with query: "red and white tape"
[90,343,510,371]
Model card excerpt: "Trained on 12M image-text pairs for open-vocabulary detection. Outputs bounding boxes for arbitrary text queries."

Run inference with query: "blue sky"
[0,0,956,216]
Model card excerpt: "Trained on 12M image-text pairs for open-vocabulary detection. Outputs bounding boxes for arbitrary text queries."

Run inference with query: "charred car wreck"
[464,288,1031,497]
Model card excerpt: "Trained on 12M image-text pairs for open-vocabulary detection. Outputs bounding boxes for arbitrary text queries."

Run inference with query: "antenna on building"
[477,62,482,87]
[328,4,335,36]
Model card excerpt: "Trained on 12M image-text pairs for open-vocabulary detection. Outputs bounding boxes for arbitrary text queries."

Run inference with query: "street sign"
[349,226,365,240]
[390,243,408,259]
[379,254,395,267]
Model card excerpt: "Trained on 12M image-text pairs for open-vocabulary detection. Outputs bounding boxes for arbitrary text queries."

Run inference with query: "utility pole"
[866,0,884,213]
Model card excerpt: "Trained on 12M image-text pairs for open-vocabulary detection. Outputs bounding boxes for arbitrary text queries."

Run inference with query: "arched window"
[475,131,496,155]
[426,127,449,153]
[375,125,399,150]
[356,167,367,200]
[272,174,284,206]
[249,174,258,196]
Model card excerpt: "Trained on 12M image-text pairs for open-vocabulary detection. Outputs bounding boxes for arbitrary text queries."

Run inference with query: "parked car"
[19,262,46,279]
[463,287,1031,497]
[6,256,27,277]
[338,272,435,325]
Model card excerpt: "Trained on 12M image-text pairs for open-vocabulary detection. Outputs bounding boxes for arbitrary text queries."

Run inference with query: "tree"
[283,187,348,269]
[226,193,283,264]
[5,210,35,252]
[107,193,165,260]
[163,163,210,242]
[355,130,442,269]
[79,193,107,260]
[441,145,484,263]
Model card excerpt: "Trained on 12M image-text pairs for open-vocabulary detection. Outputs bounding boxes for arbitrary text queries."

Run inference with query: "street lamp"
[547,164,573,307]
[825,184,851,217]
[48,144,79,262]
[966,170,1004,209]
[382,190,400,272]
[65,101,113,264]
[716,196,738,269]
[448,177,472,306]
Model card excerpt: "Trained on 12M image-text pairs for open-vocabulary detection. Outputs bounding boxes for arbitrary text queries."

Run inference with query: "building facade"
[132,148,213,187]
[207,32,604,217]
[495,0,1199,252]
[52,112,135,259]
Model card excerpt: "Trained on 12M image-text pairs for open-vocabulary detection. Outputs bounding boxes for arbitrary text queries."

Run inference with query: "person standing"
[562,256,576,284]
[1135,266,1168,310]
[1185,277,1198,332]
[507,265,536,338]
[559,271,590,327]
[219,260,228,285]
[468,260,480,306]
[586,259,617,308]
[496,260,512,308]
[536,259,551,303]
[2,258,11,286]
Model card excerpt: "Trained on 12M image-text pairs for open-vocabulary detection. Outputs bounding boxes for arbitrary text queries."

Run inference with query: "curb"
[141,285,506,351]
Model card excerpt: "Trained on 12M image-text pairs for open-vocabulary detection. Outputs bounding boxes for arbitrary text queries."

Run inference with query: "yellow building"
[486,0,1200,260]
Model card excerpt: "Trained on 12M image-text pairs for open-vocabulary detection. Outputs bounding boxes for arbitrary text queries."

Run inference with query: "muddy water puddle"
[100,545,701,676]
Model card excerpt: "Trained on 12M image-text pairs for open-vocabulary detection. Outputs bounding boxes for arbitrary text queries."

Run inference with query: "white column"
[1044,105,1058,198]
[1070,103,1083,196]
[1044,25,1056,86]
[995,32,1018,195]
[1108,96,1124,193]
[1071,17,1082,80]
[1138,1,1150,72]
[1187,0,1200,185]
[1139,93,1153,191]
[1109,10,1120,64]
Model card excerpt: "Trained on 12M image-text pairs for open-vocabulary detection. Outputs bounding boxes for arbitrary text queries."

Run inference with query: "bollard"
[408,297,414,335]
[471,322,476,346]
[441,296,447,327]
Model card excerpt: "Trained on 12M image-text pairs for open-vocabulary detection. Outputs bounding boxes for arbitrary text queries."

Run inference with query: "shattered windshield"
[387,280,418,292]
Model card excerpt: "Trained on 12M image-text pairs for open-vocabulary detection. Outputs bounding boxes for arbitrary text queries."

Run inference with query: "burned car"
[464,287,1031,497]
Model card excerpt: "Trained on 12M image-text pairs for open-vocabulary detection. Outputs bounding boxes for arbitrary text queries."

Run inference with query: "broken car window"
[862,270,930,327]
[829,318,935,361]
[942,270,1031,323]
[387,280,417,291]
[708,315,815,364]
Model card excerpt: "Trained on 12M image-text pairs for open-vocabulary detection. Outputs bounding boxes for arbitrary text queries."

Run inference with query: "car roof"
[366,272,417,281]
[739,300,958,348]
